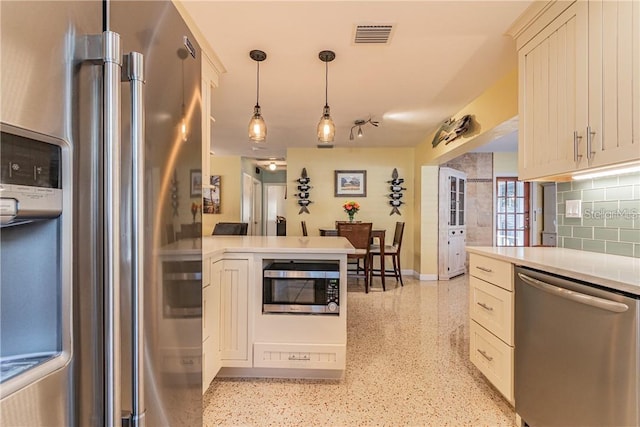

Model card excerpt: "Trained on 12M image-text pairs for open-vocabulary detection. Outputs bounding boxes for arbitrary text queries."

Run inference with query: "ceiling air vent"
[353,24,394,44]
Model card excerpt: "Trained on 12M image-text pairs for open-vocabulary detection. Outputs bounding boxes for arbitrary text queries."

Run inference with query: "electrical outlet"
[565,200,582,218]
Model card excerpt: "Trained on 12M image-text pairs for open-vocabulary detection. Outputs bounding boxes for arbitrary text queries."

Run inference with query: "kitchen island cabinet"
[203,236,353,382]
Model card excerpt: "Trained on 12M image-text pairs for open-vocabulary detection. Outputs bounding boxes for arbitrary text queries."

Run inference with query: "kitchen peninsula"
[179,236,354,391]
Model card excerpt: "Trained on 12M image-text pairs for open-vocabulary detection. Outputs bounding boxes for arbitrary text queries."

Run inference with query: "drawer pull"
[288,354,310,361]
[477,349,493,362]
[475,266,493,273]
[477,302,494,311]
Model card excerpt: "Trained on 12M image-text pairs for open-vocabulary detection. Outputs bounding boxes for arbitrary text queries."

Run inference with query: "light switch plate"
[565,200,582,218]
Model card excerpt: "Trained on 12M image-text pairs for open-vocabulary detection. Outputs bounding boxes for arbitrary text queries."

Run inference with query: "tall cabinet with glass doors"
[438,167,467,279]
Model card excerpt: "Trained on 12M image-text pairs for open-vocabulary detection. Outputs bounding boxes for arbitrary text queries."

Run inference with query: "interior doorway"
[263,183,286,236]
[242,173,262,235]
[496,177,530,247]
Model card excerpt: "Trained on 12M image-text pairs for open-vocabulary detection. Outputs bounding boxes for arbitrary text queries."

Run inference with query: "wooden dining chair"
[370,221,405,286]
[301,220,308,236]
[337,222,373,293]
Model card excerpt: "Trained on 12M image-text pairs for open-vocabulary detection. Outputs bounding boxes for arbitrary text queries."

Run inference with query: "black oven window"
[162,260,202,318]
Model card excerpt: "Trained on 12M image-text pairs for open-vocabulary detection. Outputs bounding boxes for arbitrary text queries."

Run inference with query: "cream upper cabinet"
[586,0,640,168]
[517,1,588,180]
[515,0,639,181]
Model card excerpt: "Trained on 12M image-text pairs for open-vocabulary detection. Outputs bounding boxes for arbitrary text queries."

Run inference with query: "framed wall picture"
[334,170,367,197]
[190,169,202,197]
[203,175,221,214]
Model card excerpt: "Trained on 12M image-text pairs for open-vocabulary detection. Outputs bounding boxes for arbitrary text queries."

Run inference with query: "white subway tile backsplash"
[605,186,634,201]
[556,173,640,258]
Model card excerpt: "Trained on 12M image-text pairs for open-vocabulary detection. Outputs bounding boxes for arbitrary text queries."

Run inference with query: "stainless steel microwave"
[263,261,339,315]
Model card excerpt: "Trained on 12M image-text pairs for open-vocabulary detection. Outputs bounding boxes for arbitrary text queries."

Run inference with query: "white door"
[241,173,263,236]
[263,184,286,236]
[241,173,252,233]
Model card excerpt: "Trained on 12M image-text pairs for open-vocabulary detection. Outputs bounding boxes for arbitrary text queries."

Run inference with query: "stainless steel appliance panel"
[110,2,203,425]
[515,267,640,427]
[1,2,100,426]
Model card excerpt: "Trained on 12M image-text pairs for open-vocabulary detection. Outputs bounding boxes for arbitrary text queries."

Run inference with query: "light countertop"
[158,236,355,257]
[467,246,640,296]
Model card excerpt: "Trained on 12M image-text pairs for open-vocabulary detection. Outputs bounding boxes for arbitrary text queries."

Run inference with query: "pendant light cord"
[181,60,185,114]
[256,61,260,107]
[324,60,328,108]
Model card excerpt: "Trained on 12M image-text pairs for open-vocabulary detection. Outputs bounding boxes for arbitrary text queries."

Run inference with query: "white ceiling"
[180,0,531,160]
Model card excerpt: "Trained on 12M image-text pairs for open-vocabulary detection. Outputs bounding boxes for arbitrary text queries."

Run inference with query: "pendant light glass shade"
[248,50,267,142]
[317,105,336,142]
[248,105,266,142]
[317,50,336,143]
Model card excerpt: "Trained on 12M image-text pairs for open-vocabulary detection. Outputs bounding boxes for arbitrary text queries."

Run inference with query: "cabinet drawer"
[469,254,513,291]
[254,343,346,370]
[470,321,514,403]
[470,277,514,345]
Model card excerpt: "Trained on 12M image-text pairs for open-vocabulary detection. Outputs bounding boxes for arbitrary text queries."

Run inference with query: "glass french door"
[496,178,530,246]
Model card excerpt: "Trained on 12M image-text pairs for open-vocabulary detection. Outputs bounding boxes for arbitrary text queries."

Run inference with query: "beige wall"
[493,152,518,176]
[413,70,519,278]
[287,147,416,272]
[204,155,242,235]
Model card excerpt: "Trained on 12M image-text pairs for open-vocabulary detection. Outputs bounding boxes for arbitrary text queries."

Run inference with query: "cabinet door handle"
[477,349,493,362]
[573,131,583,163]
[586,126,596,160]
[475,266,492,273]
[477,302,494,311]
[288,354,310,361]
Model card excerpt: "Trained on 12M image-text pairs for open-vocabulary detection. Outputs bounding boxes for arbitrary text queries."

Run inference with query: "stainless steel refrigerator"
[0,1,203,425]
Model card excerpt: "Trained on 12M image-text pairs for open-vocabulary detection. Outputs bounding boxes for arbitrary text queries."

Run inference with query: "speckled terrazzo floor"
[203,275,515,426]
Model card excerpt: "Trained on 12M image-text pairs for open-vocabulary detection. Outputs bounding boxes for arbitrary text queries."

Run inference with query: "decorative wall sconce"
[295,168,313,214]
[388,168,406,215]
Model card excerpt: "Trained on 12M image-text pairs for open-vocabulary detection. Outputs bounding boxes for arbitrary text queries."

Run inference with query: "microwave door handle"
[123,51,146,427]
[517,273,629,313]
[103,31,123,427]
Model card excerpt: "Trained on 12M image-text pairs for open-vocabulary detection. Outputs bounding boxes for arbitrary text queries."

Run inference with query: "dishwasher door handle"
[517,273,629,313]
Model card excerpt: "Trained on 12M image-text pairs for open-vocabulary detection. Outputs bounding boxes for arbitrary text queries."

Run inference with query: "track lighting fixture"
[248,49,267,142]
[349,117,380,141]
[317,50,336,143]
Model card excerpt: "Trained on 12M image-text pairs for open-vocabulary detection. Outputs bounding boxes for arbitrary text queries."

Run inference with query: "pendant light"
[317,50,336,143]
[248,49,267,142]
[178,48,189,142]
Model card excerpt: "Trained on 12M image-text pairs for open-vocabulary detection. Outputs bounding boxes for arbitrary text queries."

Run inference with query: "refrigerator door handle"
[123,51,146,427]
[103,30,123,427]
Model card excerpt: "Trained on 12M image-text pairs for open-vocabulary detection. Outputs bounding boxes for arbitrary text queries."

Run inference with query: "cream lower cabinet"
[253,343,346,370]
[515,0,639,180]
[217,258,250,366]
[469,254,515,404]
[202,259,221,393]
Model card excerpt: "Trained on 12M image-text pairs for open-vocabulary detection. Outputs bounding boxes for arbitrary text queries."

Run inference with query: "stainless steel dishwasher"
[515,266,639,427]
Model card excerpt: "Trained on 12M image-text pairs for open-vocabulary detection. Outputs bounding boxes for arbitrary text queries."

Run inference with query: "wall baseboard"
[413,271,438,281]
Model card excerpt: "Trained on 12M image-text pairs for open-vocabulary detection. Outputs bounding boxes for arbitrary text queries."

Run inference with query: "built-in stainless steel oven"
[263,261,339,315]
[162,260,202,318]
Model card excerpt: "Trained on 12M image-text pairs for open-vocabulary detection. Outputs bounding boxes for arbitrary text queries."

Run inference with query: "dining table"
[319,227,386,290]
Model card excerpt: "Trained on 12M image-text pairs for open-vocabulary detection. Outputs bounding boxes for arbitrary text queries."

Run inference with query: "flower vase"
[348,213,355,223]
